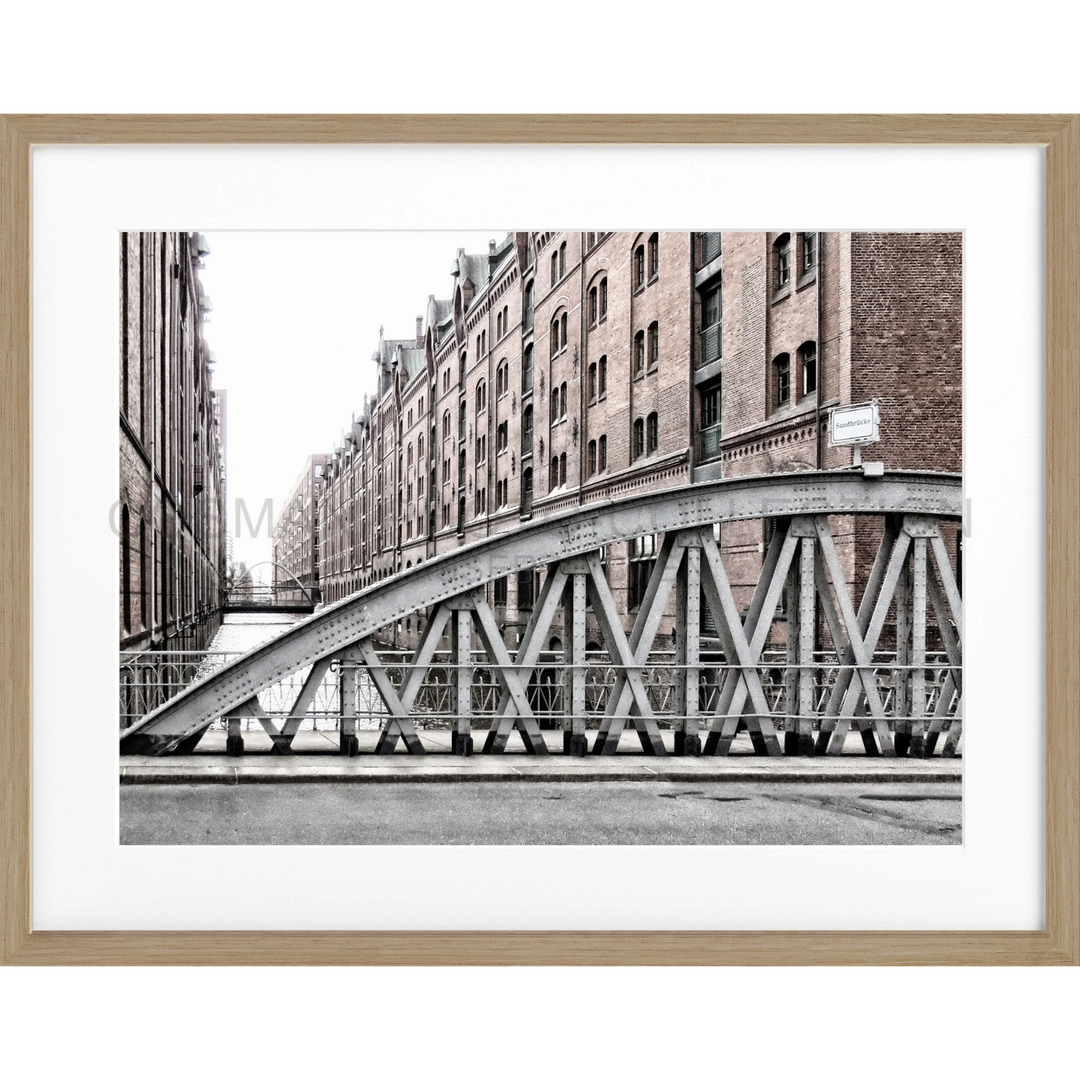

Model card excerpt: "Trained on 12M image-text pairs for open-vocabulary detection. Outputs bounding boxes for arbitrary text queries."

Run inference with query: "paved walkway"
[120,728,961,784]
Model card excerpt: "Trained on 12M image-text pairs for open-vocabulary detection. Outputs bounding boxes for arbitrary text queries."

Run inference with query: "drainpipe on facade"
[147,236,157,650]
[578,233,586,507]
[688,233,696,484]
[171,237,182,649]
[815,231,824,470]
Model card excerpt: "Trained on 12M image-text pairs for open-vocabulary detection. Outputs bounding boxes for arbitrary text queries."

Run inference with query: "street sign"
[828,400,880,447]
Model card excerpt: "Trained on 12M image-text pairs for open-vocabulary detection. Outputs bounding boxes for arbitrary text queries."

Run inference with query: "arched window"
[799,341,818,395]
[774,353,791,406]
[476,380,486,415]
[558,242,566,279]
[550,386,559,421]
[503,305,509,335]
[648,321,659,370]
[559,452,567,486]
[560,382,568,419]
[121,504,131,632]
[521,466,533,512]
[598,434,607,471]
[647,412,659,454]
[600,277,608,319]
[648,233,659,280]
[588,439,597,475]
[634,330,645,375]
[550,315,560,360]
[635,244,646,289]
[497,311,503,338]
[633,418,645,459]
[598,354,607,396]
[551,250,559,286]
[774,233,791,292]
[138,518,147,627]
[524,282,534,332]
[442,410,450,441]
[418,433,424,460]
[588,362,598,403]
[560,312,568,350]
[550,455,559,492]
[589,286,598,327]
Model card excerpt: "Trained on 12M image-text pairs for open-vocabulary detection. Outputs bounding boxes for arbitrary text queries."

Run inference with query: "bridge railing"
[121,645,960,739]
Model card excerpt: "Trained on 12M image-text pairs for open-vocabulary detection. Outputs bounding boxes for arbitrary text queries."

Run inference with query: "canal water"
[208,611,299,653]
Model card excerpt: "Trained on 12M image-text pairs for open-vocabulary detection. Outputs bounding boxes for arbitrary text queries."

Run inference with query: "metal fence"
[121,646,960,735]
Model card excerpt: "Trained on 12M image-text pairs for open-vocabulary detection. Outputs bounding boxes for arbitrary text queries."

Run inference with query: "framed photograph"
[1,115,1076,964]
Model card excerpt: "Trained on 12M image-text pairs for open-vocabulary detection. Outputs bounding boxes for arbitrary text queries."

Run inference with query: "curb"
[120,763,963,785]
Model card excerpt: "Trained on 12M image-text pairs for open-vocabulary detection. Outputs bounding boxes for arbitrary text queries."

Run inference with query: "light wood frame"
[1,115,1076,965]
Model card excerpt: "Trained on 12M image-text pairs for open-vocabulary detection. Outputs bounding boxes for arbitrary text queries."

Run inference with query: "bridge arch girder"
[121,470,962,756]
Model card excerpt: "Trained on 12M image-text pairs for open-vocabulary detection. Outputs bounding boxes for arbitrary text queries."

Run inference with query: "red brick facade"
[305,231,961,650]
[119,232,227,652]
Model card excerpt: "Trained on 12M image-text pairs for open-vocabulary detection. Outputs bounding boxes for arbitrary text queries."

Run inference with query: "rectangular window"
[700,232,722,265]
[494,576,508,605]
[700,285,722,367]
[700,385,722,461]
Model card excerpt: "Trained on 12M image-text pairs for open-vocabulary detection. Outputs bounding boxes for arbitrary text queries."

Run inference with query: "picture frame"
[1,114,1076,965]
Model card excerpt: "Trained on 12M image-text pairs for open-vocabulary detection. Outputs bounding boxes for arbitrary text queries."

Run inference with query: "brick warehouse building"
[298,231,960,652]
[272,453,332,598]
[119,232,228,652]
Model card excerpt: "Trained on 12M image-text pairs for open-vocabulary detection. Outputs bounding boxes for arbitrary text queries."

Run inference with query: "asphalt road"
[120,780,962,845]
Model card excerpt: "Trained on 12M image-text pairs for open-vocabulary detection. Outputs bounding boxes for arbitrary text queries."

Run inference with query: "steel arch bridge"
[120,470,963,760]
[223,561,318,615]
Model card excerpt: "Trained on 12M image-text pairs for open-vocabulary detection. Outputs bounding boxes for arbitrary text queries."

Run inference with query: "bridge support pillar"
[339,662,358,756]
[785,519,818,757]
[226,716,244,756]
[674,534,702,756]
[564,569,589,755]
[451,606,474,755]
[907,529,930,758]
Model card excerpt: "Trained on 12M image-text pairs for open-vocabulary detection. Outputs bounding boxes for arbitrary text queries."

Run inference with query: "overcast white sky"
[198,230,500,574]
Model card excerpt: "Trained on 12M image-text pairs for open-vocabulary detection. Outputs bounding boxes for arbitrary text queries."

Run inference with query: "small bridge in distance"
[223,561,317,616]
